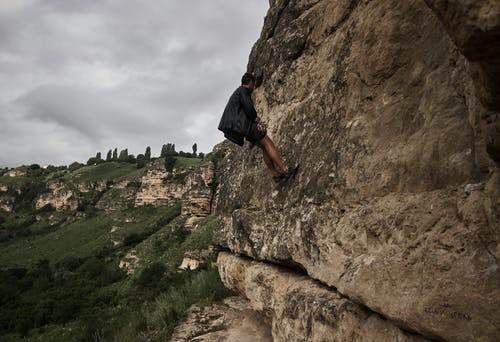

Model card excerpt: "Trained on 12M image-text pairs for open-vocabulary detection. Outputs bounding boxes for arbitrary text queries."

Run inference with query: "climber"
[218,72,298,183]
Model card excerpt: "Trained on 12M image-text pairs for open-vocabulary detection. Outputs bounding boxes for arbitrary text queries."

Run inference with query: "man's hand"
[256,116,261,123]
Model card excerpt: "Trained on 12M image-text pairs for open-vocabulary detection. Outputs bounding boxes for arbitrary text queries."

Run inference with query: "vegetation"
[64,162,140,183]
[0,144,230,341]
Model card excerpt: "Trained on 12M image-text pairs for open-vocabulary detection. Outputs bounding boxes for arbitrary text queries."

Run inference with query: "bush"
[68,162,84,171]
[123,233,145,247]
[135,262,166,288]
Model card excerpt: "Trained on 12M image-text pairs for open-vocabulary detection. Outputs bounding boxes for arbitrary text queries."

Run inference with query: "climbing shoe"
[273,173,286,183]
[274,164,299,184]
[283,164,299,181]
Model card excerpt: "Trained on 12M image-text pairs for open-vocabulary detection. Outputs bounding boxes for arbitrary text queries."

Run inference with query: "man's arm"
[240,90,258,122]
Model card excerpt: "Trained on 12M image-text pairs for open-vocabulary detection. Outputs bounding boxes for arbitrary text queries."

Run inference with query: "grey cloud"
[0,1,268,167]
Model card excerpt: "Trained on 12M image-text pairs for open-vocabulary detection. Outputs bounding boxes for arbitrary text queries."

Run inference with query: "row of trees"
[86,143,202,168]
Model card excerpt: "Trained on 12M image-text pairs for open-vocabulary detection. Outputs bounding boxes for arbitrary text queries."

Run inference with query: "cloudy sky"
[0,0,269,167]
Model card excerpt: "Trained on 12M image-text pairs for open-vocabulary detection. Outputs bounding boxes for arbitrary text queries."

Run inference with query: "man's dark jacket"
[218,86,257,146]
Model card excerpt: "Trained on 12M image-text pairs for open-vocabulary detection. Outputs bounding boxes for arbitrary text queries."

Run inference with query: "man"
[218,72,297,183]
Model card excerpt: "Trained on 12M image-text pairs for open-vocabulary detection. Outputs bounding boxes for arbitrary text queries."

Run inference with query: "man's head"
[241,72,256,91]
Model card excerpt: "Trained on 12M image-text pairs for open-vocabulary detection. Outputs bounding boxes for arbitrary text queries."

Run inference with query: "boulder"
[214,0,500,341]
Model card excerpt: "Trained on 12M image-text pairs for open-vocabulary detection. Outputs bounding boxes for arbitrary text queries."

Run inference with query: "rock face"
[218,252,430,342]
[423,0,500,161]
[35,180,78,211]
[169,296,272,342]
[214,1,500,341]
[134,167,182,207]
[135,162,215,228]
[181,163,215,228]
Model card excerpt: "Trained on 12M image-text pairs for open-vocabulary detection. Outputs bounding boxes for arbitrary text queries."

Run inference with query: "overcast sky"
[0,0,269,167]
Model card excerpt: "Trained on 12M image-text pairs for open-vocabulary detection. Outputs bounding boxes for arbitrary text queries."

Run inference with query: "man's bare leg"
[256,142,280,177]
[258,136,288,174]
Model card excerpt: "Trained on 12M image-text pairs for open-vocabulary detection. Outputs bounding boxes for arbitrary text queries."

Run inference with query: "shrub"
[135,262,166,288]
[68,162,84,171]
[123,233,145,247]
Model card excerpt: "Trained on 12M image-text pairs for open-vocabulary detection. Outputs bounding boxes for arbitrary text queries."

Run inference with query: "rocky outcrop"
[214,0,500,341]
[136,162,215,228]
[35,180,78,211]
[75,180,107,193]
[119,249,140,275]
[181,163,215,228]
[4,170,26,177]
[218,253,430,342]
[169,296,272,342]
[179,246,215,271]
[0,195,14,212]
[135,167,182,207]
[424,0,500,161]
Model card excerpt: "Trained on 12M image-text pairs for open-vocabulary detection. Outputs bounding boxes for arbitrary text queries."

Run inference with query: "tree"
[95,152,104,164]
[192,143,197,157]
[164,154,176,172]
[106,149,112,162]
[112,148,118,161]
[126,154,136,163]
[160,143,176,158]
[118,149,128,162]
[136,154,146,168]
[69,162,83,171]
[145,146,151,160]
[198,152,205,159]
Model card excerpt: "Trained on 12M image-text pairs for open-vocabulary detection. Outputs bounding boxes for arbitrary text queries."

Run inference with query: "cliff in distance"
[213,1,500,341]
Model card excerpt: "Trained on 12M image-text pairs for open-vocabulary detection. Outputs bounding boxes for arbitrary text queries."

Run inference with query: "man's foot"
[274,164,299,184]
[282,164,299,181]
[273,173,286,183]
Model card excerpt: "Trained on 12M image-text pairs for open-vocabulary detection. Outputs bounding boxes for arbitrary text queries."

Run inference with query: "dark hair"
[241,72,255,85]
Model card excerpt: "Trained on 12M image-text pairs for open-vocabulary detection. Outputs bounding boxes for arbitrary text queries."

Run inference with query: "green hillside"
[0,152,231,341]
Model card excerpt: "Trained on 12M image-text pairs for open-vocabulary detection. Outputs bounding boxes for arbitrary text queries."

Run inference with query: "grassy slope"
[0,204,180,268]
[63,162,143,183]
[0,158,229,342]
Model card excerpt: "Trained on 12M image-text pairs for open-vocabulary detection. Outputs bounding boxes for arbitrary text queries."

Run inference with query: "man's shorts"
[245,122,266,144]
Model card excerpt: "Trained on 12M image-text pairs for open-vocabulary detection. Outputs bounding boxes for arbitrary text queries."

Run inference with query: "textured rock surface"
[35,180,78,211]
[181,163,214,219]
[169,296,272,342]
[424,0,500,161]
[135,163,214,227]
[214,0,500,341]
[0,195,14,212]
[134,167,183,207]
[217,252,430,342]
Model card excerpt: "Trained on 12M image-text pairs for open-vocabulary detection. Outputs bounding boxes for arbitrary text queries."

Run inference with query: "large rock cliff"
[214,0,499,341]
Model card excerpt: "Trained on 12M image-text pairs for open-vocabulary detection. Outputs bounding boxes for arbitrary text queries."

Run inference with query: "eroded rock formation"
[35,180,78,211]
[214,0,500,341]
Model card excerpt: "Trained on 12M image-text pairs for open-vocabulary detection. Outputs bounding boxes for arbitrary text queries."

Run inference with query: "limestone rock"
[169,296,272,342]
[178,246,215,271]
[118,249,140,275]
[5,170,25,177]
[423,0,500,161]
[36,180,78,211]
[75,180,107,193]
[217,252,430,342]
[214,0,500,341]
[0,195,14,212]
[134,167,181,207]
